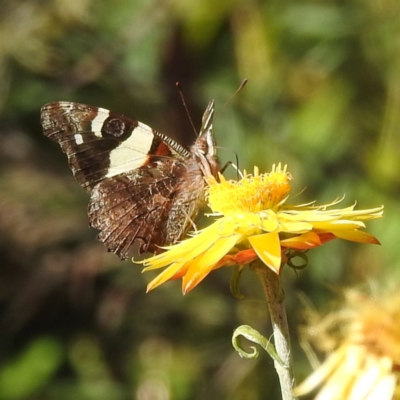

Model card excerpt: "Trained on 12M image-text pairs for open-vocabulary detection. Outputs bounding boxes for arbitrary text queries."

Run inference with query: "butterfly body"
[40,101,219,259]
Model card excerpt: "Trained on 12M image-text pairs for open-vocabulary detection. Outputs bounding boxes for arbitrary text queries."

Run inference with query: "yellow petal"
[248,232,282,273]
[142,222,221,271]
[182,234,241,294]
[279,211,340,222]
[331,229,380,244]
[217,214,259,236]
[311,220,365,230]
[146,261,186,292]
[278,220,313,232]
[260,218,279,232]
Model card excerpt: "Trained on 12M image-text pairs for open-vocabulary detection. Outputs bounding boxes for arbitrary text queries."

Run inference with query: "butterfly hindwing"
[89,158,191,259]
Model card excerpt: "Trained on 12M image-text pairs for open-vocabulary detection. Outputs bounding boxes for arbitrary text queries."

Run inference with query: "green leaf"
[0,337,63,400]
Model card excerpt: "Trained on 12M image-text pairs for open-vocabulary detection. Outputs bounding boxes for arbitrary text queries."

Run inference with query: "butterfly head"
[191,100,219,178]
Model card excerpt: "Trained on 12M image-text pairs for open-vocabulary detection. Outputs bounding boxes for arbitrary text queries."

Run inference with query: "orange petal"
[317,232,336,244]
[231,248,259,264]
[213,249,258,270]
[280,232,322,249]
[168,266,190,280]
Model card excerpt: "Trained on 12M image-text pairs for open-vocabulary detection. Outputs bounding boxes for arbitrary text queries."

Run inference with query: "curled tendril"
[286,250,309,270]
[232,325,283,365]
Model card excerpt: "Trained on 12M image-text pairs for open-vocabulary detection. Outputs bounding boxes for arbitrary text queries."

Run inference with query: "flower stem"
[253,263,296,400]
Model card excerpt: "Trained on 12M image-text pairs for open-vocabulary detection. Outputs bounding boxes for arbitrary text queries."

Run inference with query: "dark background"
[0,1,398,399]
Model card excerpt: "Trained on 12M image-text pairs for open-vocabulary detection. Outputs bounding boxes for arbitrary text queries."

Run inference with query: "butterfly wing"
[40,102,211,259]
[41,102,189,190]
[88,157,205,259]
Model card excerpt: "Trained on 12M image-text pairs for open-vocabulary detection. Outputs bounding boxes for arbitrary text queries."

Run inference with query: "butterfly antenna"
[176,82,198,137]
[215,78,248,120]
[218,147,242,179]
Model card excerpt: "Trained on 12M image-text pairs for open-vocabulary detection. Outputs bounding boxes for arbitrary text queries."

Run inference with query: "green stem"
[253,263,296,400]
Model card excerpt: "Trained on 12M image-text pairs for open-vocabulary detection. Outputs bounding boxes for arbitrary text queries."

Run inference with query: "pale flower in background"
[295,289,400,400]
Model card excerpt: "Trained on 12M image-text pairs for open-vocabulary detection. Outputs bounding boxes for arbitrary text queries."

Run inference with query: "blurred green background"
[0,0,399,399]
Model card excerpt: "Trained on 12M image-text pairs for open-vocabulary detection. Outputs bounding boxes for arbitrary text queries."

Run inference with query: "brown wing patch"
[88,159,190,259]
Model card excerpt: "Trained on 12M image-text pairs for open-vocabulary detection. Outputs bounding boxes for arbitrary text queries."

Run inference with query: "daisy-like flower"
[139,164,383,294]
[294,289,400,399]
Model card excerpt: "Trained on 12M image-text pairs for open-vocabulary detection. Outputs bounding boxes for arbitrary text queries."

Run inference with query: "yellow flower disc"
[207,164,292,215]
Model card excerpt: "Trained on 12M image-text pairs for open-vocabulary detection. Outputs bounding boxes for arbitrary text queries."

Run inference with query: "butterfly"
[40,101,220,260]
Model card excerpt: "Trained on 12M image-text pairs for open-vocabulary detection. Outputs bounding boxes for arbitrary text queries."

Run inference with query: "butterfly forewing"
[40,101,219,259]
[41,102,189,190]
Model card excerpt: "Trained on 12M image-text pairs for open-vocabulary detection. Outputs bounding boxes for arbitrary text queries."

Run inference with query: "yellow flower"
[139,164,383,294]
[295,289,400,399]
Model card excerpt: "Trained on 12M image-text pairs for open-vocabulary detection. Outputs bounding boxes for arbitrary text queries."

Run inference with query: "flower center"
[207,164,292,215]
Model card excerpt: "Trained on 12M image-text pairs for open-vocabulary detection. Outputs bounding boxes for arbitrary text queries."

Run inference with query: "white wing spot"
[74,133,84,145]
[105,123,154,178]
[91,108,110,137]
